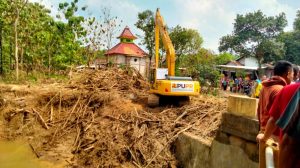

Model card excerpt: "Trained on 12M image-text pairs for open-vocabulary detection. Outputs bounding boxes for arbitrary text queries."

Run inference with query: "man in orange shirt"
[257,60,294,133]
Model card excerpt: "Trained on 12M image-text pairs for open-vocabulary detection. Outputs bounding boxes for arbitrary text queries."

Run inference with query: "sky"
[31,0,299,53]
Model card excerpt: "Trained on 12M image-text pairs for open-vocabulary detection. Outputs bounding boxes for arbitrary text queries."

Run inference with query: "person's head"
[261,75,267,81]
[273,60,294,84]
[293,65,299,81]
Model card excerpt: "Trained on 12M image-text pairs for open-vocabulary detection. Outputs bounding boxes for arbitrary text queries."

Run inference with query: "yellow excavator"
[147,9,200,107]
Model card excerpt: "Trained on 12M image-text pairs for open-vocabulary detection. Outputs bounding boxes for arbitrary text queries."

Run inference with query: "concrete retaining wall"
[175,132,258,168]
[175,95,259,168]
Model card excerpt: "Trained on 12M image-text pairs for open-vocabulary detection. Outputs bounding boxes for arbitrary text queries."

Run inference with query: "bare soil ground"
[0,67,227,168]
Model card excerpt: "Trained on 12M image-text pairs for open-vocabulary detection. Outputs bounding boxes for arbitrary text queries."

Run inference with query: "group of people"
[255,60,300,168]
[220,75,266,96]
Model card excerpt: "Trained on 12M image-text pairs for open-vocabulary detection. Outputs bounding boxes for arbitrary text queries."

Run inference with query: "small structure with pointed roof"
[105,26,148,77]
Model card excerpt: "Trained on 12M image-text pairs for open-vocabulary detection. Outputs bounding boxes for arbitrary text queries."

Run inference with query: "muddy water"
[0,141,63,168]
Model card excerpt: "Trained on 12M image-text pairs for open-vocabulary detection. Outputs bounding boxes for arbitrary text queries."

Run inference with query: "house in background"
[217,56,273,79]
[105,26,149,77]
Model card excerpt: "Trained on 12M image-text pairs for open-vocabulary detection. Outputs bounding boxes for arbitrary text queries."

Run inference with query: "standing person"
[256,83,300,168]
[221,76,228,91]
[234,78,239,93]
[257,60,294,133]
[276,87,300,168]
[251,78,262,98]
[257,83,300,141]
[239,77,244,93]
[229,79,234,92]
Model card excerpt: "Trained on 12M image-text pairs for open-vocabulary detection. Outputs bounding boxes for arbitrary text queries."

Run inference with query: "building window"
[134,58,138,62]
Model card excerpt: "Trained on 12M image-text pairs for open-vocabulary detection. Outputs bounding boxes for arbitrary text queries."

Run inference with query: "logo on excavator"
[171,82,194,92]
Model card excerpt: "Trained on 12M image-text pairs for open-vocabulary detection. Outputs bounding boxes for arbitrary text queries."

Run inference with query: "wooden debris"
[32,108,49,130]
[29,143,40,158]
[0,68,227,168]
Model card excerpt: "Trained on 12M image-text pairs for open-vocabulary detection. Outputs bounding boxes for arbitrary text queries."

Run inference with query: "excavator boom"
[155,9,175,76]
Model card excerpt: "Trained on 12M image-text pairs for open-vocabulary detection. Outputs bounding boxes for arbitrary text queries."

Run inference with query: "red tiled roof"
[117,26,137,39]
[105,43,147,57]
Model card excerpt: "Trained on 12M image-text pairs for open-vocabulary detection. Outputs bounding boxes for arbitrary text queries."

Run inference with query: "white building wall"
[116,55,126,64]
[238,58,246,65]
[107,55,148,77]
[244,57,259,67]
[139,57,147,77]
[128,56,147,77]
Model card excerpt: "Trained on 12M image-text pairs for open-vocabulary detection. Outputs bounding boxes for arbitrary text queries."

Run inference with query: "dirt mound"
[0,67,227,167]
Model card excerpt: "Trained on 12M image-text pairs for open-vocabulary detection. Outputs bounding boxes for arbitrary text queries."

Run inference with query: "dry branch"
[32,108,49,129]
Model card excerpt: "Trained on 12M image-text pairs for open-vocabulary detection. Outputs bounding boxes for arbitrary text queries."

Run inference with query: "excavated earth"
[0,67,227,168]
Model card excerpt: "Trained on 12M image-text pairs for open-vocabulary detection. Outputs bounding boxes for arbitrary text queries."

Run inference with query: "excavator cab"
[147,9,200,107]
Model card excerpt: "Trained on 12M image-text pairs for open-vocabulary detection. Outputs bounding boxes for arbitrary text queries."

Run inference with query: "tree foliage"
[277,10,300,65]
[180,48,220,87]
[0,0,122,80]
[278,32,300,65]
[169,25,203,57]
[215,52,236,65]
[294,10,300,31]
[135,10,155,59]
[219,10,287,67]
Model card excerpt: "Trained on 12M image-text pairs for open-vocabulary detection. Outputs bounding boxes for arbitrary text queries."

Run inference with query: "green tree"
[0,0,90,80]
[135,10,155,63]
[279,32,300,65]
[0,0,9,74]
[18,2,53,73]
[294,10,300,31]
[9,0,29,80]
[277,11,300,65]
[169,25,203,57]
[219,10,287,68]
[215,52,236,65]
[181,48,220,87]
[54,0,87,69]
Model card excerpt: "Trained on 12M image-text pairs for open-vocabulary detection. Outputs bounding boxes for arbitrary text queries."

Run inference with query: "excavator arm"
[155,8,175,76]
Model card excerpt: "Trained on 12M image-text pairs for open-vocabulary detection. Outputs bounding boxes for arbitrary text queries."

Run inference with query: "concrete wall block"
[174,132,211,168]
[211,140,258,168]
[175,132,259,168]
[229,135,245,148]
[220,112,259,142]
[215,132,230,144]
[227,95,258,118]
[245,142,259,162]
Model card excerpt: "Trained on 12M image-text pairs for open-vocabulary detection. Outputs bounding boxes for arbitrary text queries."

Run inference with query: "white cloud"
[172,0,236,52]
[172,0,297,53]
[253,0,295,30]
[29,0,298,53]
[84,0,140,27]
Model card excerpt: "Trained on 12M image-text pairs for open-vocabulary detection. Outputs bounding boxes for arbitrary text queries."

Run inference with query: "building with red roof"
[105,26,148,77]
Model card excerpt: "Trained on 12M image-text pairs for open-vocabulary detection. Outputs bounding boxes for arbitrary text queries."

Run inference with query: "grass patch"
[0,70,68,84]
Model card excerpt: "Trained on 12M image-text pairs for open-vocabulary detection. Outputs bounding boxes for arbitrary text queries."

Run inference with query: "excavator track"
[147,94,160,107]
